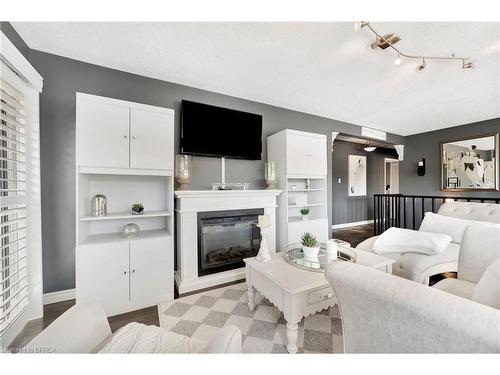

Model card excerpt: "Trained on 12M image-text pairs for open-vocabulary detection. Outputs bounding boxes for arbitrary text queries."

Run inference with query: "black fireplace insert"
[197,209,263,276]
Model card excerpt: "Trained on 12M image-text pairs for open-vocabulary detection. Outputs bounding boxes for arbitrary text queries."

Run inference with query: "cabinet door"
[287,220,307,246]
[308,218,329,243]
[129,236,173,307]
[286,133,309,175]
[76,97,130,168]
[305,136,327,175]
[287,219,328,247]
[130,108,174,170]
[76,241,130,316]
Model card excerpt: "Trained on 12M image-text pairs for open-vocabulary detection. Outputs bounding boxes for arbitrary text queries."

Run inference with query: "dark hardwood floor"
[331,223,374,247]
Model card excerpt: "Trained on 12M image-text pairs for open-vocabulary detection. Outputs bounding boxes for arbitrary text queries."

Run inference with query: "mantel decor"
[440,133,499,191]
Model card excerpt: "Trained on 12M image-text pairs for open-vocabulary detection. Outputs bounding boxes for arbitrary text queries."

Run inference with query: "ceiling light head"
[416,59,426,72]
[394,54,402,66]
[354,21,369,31]
[462,60,473,69]
[364,146,377,152]
[371,33,401,50]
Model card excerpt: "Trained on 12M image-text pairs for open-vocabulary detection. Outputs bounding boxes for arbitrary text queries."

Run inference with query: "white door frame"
[0,31,43,349]
[384,158,400,194]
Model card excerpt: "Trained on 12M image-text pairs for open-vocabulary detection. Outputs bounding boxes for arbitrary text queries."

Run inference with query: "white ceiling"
[12,22,500,136]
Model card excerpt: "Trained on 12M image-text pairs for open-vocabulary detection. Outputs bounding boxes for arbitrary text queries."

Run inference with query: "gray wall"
[400,117,500,199]
[28,50,404,293]
[332,141,398,225]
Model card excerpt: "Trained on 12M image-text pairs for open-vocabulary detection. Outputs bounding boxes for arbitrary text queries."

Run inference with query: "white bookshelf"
[75,93,175,317]
[267,129,329,251]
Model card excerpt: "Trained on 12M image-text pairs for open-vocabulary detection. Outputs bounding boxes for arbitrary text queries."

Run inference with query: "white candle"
[258,215,270,228]
[326,240,338,259]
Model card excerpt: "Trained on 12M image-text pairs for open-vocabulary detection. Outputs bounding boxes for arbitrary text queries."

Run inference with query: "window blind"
[0,79,28,337]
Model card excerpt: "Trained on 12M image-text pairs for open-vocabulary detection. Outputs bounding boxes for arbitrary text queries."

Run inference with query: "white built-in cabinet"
[267,130,329,251]
[75,93,175,317]
[286,132,327,176]
[76,94,174,171]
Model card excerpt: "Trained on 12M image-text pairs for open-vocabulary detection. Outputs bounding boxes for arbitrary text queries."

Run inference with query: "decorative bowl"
[122,223,140,238]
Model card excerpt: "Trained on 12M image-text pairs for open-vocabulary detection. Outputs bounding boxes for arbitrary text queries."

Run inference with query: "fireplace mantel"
[174,189,282,294]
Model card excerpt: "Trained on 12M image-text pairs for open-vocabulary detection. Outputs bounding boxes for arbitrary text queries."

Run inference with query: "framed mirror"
[440,133,499,191]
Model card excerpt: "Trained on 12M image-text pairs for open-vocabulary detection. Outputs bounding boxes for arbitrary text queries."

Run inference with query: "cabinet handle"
[132,269,136,274]
[123,135,128,139]
[131,136,136,140]
[123,271,127,275]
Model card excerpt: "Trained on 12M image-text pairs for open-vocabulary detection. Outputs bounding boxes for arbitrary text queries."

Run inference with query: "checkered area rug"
[158,282,344,353]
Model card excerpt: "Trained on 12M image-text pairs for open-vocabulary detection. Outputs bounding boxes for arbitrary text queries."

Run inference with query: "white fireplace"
[174,190,282,294]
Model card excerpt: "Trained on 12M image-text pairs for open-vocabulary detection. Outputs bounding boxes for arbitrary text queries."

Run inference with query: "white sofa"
[23,303,242,354]
[326,260,500,353]
[357,202,500,284]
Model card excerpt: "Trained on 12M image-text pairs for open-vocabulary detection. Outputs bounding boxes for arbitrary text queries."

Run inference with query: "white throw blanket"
[372,227,452,255]
[98,322,207,354]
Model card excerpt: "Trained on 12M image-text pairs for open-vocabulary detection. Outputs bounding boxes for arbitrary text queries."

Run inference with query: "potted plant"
[131,203,144,215]
[301,232,320,259]
[300,208,309,221]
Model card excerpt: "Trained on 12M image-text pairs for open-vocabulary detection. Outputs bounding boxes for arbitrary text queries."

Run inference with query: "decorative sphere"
[122,223,140,238]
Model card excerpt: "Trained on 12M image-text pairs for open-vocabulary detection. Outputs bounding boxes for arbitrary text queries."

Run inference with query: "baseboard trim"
[332,220,374,229]
[43,289,76,305]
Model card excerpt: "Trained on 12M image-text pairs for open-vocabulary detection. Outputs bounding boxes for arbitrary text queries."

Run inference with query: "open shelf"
[80,210,172,222]
[288,203,325,208]
[80,228,171,246]
[288,216,327,224]
[288,189,325,192]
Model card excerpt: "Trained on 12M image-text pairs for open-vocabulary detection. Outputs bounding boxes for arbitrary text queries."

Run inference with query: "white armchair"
[357,202,500,284]
[24,302,242,354]
[432,224,500,299]
[326,261,500,353]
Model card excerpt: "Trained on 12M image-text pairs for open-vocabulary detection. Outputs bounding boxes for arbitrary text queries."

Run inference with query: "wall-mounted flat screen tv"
[181,100,262,160]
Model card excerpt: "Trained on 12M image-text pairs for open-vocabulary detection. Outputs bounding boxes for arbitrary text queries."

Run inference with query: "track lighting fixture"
[354,21,369,31]
[371,33,401,50]
[462,60,473,69]
[356,21,473,72]
[416,59,426,71]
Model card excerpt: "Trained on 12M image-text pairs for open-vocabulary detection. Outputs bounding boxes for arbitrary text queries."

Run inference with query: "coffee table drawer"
[307,286,334,305]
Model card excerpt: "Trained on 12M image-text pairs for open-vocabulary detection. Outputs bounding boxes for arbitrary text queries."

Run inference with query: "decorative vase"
[91,194,107,217]
[302,246,320,260]
[175,155,192,190]
[265,161,277,189]
[122,223,140,238]
[302,214,308,221]
[305,178,311,190]
[132,205,144,215]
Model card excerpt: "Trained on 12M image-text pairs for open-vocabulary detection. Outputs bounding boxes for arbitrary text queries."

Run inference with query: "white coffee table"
[244,248,395,353]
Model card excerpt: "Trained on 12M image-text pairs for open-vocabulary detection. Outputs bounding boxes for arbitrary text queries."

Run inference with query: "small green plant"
[300,208,309,216]
[301,232,318,247]
[132,203,144,214]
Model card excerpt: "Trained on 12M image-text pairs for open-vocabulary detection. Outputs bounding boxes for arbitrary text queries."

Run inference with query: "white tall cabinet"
[75,93,175,317]
[267,130,329,251]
